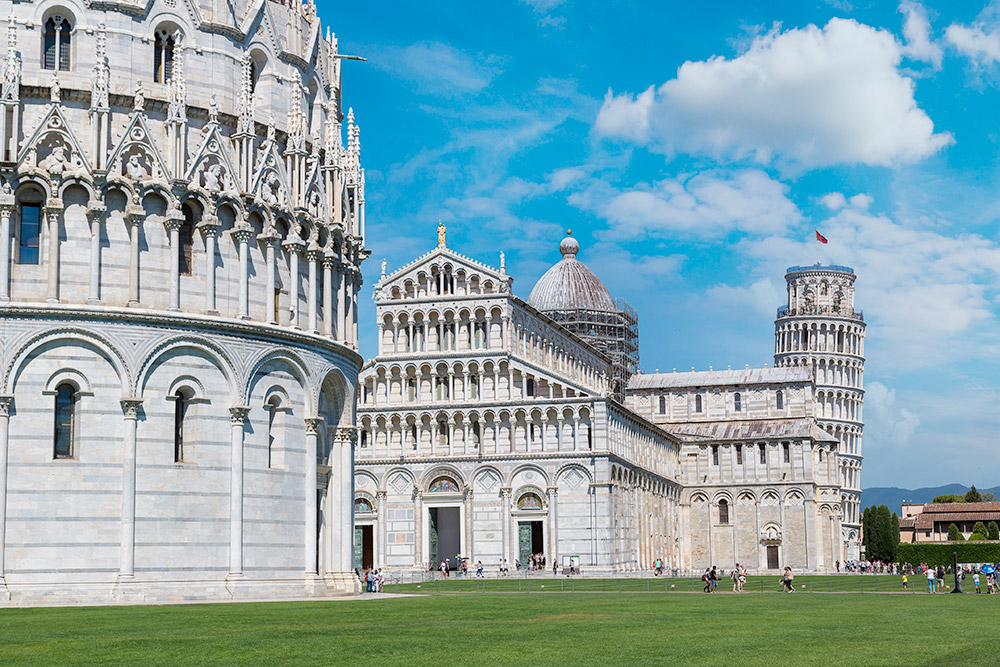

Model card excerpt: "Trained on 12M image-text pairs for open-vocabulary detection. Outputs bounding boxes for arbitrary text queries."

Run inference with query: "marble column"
[45,203,63,303]
[339,428,355,572]
[125,205,144,307]
[0,197,13,303]
[197,216,220,315]
[163,209,184,312]
[306,244,320,333]
[0,396,12,585]
[322,252,335,336]
[283,236,304,328]
[376,490,388,568]
[86,202,106,305]
[500,488,512,564]
[325,428,341,575]
[229,406,250,576]
[464,488,474,563]
[119,398,143,578]
[259,230,279,324]
[233,225,254,320]
[304,418,322,575]
[336,261,346,341]
[547,486,559,566]
[413,489,423,569]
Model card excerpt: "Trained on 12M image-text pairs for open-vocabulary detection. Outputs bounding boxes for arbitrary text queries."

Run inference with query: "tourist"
[936,566,945,592]
[836,560,840,573]
[731,565,740,592]
[782,567,795,593]
[738,564,747,593]
[927,567,935,593]
[902,572,907,592]
[972,571,981,593]
[710,566,718,592]
[553,560,558,576]
[702,568,712,593]
[476,561,484,578]
[375,568,384,593]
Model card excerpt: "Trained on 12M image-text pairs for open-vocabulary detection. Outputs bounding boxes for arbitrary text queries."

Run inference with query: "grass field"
[1,590,996,666]
[390,573,929,594]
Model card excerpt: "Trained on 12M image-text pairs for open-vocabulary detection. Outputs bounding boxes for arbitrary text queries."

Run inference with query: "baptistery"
[0,0,367,602]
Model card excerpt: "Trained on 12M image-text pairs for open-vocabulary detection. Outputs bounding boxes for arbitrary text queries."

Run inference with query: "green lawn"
[1,591,995,666]
[391,573,937,594]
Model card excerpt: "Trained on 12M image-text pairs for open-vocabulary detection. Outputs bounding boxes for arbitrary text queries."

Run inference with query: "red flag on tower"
[815,230,828,244]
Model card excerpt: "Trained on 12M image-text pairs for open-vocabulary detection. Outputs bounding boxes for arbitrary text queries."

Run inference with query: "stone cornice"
[0,303,363,367]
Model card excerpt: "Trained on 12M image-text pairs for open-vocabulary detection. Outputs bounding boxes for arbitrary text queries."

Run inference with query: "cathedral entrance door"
[354,525,374,570]
[429,507,461,570]
[518,521,543,565]
[766,545,779,570]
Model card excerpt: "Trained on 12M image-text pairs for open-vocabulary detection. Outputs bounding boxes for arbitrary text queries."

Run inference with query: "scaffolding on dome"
[543,298,639,402]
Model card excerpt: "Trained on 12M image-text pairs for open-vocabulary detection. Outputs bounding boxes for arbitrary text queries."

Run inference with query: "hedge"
[898,542,1000,566]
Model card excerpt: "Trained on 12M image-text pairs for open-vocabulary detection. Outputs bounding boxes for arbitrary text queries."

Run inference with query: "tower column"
[198,216,220,315]
[86,203,106,305]
[0,196,13,303]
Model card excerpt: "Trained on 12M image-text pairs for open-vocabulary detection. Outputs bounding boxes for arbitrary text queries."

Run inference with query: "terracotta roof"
[899,517,917,529]
[628,367,811,390]
[662,418,837,443]
[912,503,1000,530]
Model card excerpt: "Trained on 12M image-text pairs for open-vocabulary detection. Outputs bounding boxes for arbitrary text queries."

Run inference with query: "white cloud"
[864,382,921,449]
[705,278,784,318]
[570,169,800,240]
[900,1,943,68]
[821,192,848,210]
[742,206,1000,368]
[946,24,1000,65]
[595,18,952,170]
[520,0,565,10]
[373,42,504,95]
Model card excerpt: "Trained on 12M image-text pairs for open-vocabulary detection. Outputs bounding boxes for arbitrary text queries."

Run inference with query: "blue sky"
[325,0,1000,489]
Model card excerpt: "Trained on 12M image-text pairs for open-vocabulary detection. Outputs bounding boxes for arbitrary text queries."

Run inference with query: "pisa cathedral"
[357,238,865,574]
[0,0,367,603]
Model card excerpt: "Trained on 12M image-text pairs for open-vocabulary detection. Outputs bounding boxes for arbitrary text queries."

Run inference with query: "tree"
[984,492,998,502]
[890,512,901,562]
[947,523,964,541]
[933,494,965,504]
[972,521,988,538]
[989,522,999,540]
[877,505,893,561]
[965,486,983,503]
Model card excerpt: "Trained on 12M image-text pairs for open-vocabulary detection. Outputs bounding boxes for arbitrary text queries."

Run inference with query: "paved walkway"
[1,592,413,610]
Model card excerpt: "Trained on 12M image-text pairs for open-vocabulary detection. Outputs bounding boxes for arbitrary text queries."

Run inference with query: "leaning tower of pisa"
[774,264,865,561]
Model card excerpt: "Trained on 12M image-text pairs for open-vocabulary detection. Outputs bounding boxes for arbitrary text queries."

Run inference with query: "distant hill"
[861,485,1000,511]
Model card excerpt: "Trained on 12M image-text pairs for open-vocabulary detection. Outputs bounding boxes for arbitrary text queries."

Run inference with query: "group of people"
[363,568,384,592]
[730,564,748,592]
[839,559,899,574]
[701,566,719,592]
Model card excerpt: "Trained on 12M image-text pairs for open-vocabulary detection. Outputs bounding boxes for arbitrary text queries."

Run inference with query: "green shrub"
[989,522,999,541]
[947,523,964,541]
[972,521,988,536]
[933,494,965,504]
[898,542,1000,567]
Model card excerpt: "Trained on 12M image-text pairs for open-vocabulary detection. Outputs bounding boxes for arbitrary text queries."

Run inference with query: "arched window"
[154,30,176,83]
[249,58,260,95]
[469,375,479,399]
[429,475,459,493]
[53,383,76,458]
[437,420,448,448]
[526,378,535,397]
[659,396,666,414]
[711,445,719,465]
[734,392,741,412]
[43,16,72,71]
[354,497,373,513]
[472,421,481,446]
[410,424,418,449]
[776,390,784,410]
[173,389,188,462]
[695,395,702,413]
[179,205,195,276]
[518,492,543,510]
[16,192,42,265]
[719,499,730,525]
[407,378,416,401]
[760,444,766,464]
[360,429,368,448]
[266,396,281,467]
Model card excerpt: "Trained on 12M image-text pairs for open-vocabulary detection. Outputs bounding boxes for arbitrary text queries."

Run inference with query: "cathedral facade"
[355,234,681,573]
[357,235,862,574]
[0,0,366,603]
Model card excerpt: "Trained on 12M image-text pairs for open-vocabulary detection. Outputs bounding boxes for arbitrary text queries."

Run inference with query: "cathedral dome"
[528,232,616,312]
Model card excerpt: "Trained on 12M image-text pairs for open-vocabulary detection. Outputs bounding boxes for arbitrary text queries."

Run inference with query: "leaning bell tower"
[774,265,865,561]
